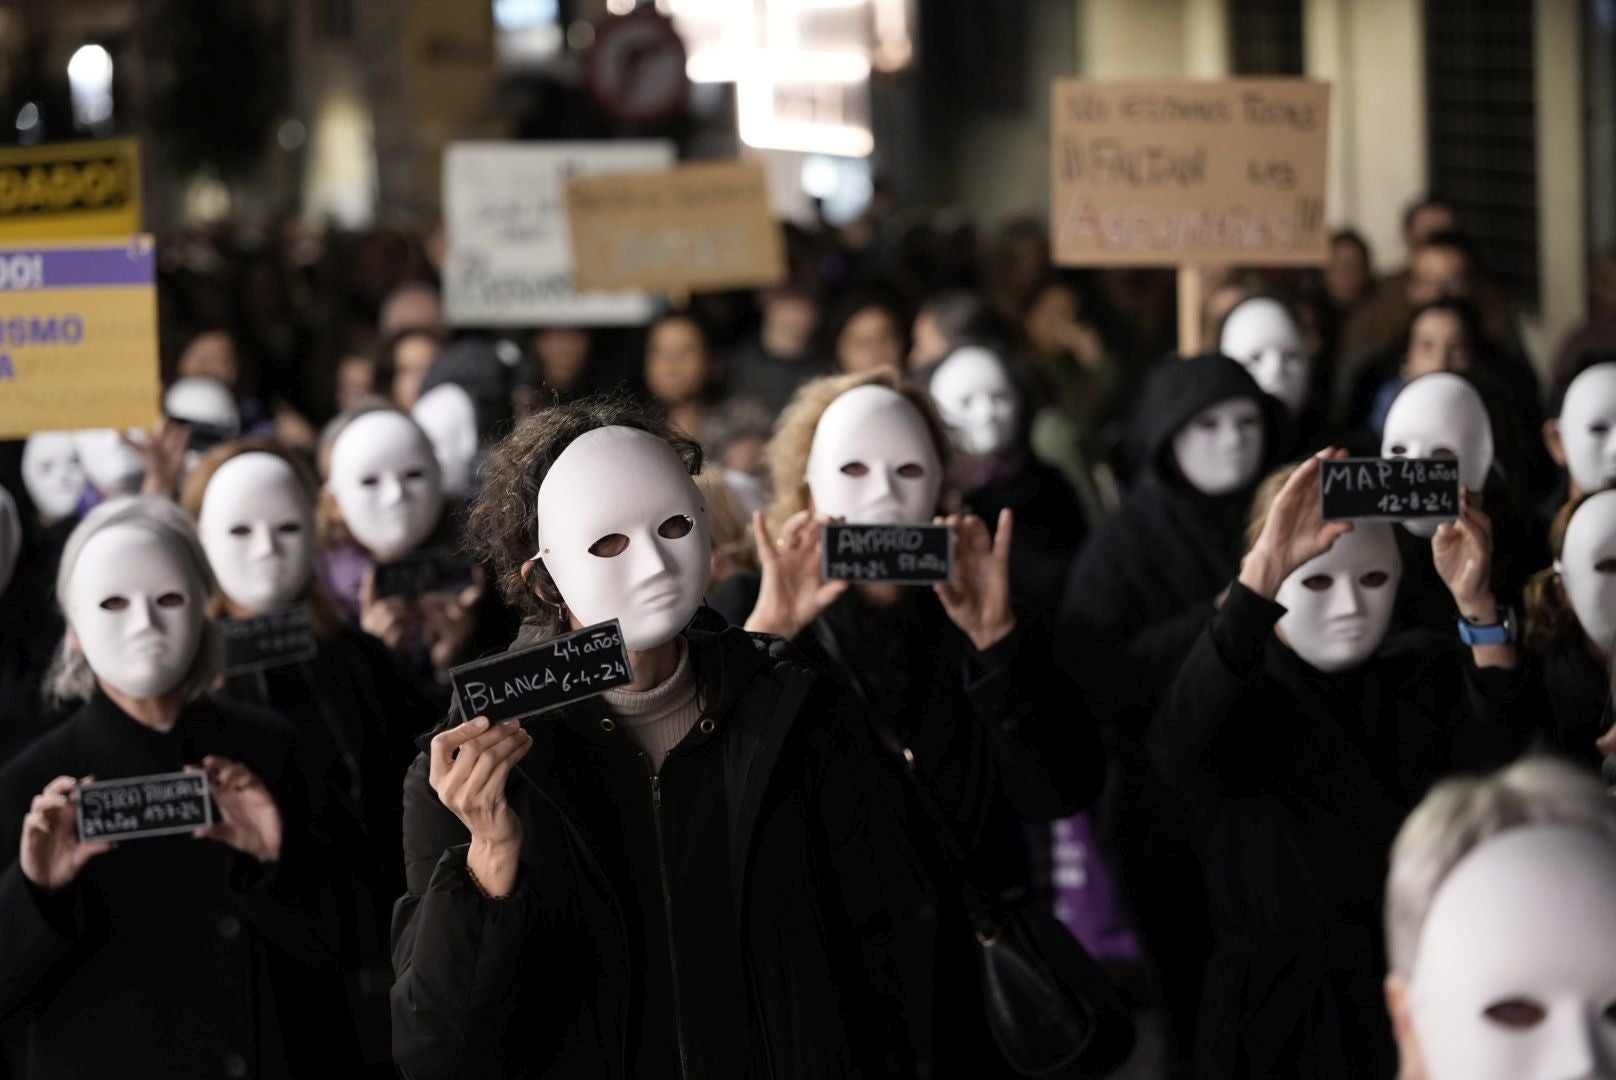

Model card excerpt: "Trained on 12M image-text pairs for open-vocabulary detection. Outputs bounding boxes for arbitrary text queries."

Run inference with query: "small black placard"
[372,546,478,600]
[77,770,214,844]
[448,620,633,726]
[1320,457,1462,522]
[220,606,319,676]
[821,523,954,585]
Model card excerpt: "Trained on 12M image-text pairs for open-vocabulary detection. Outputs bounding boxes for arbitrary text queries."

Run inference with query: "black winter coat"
[959,455,1089,626]
[0,692,333,1080]
[1526,633,1613,771]
[390,617,932,1080]
[1150,584,1525,1080]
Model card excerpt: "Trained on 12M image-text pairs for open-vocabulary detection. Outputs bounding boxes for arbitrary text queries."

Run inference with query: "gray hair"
[1385,756,1616,973]
[47,495,223,706]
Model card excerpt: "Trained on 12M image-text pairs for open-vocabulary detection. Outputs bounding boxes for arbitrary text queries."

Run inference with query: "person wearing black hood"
[1054,352,1285,1069]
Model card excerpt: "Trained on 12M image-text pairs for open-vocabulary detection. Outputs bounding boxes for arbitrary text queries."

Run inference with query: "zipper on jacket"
[650,770,692,1080]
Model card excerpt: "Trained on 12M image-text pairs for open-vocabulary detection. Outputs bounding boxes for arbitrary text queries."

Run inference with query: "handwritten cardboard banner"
[1051,80,1330,267]
[0,138,141,241]
[0,235,159,438]
[565,160,786,296]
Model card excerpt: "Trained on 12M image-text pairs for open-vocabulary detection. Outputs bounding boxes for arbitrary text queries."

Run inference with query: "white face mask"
[535,426,711,652]
[928,346,1021,457]
[1408,825,1616,1080]
[327,411,444,560]
[21,431,86,521]
[66,523,205,699]
[412,383,481,499]
[0,488,19,594]
[199,453,316,616]
[1382,373,1495,538]
[1172,397,1266,496]
[164,377,239,433]
[74,429,145,497]
[1219,298,1311,416]
[1558,364,1616,496]
[1275,523,1401,673]
[806,385,943,525]
[1557,490,1616,655]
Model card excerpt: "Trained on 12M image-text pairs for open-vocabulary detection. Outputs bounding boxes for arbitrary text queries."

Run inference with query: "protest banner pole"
[1177,264,1203,356]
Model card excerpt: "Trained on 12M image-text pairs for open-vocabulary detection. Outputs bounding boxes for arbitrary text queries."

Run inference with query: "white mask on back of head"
[74,429,145,497]
[1557,363,1616,496]
[413,383,481,499]
[1219,298,1312,416]
[1382,373,1495,538]
[1172,398,1265,496]
[806,385,942,525]
[1275,523,1401,673]
[21,431,86,521]
[535,426,711,652]
[66,523,205,699]
[1407,825,1616,1080]
[0,488,18,594]
[928,346,1021,457]
[327,411,444,560]
[1557,489,1616,655]
[199,453,315,616]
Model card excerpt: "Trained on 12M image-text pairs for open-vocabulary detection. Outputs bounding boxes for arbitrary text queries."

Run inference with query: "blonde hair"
[763,366,952,533]
[1243,461,1304,553]
[697,468,759,580]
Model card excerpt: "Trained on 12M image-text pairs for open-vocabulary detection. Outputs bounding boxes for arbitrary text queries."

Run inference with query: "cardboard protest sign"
[442,140,676,327]
[822,524,953,586]
[1051,80,1330,267]
[0,235,159,439]
[77,770,213,843]
[449,620,633,726]
[565,160,785,296]
[220,607,320,677]
[1320,458,1462,523]
[0,138,141,241]
[372,547,478,600]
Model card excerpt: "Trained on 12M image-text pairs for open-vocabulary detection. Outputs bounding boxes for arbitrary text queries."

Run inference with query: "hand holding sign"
[194,757,282,864]
[359,567,412,651]
[429,716,533,898]
[745,510,849,641]
[21,774,112,892]
[1432,489,1498,619]
[1239,450,1354,599]
[419,571,485,674]
[935,510,1018,652]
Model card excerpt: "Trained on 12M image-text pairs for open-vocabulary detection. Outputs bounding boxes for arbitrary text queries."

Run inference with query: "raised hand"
[420,571,485,673]
[1239,450,1354,599]
[128,418,191,499]
[20,775,113,892]
[935,510,1017,652]
[359,567,412,651]
[429,716,533,898]
[1432,489,1497,620]
[195,757,283,864]
[744,510,849,641]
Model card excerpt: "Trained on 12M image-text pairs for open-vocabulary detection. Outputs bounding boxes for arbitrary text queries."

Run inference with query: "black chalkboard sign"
[449,619,633,726]
[77,770,213,843]
[220,606,320,676]
[821,524,954,585]
[373,546,478,599]
[1320,458,1462,522]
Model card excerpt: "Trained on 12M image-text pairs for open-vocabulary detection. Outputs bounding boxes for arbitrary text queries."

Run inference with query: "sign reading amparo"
[1051,80,1331,267]
[0,138,141,241]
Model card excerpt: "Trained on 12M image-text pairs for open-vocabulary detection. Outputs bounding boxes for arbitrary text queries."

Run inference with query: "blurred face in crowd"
[1275,523,1401,673]
[645,317,713,406]
[391,332,440,412]
[1405,202,1457,254]
[177,330,241,392]
[535,328,590,391]
[380,283,444,337]
[762,289,818,355]
[1408,245,1473,308]
[75,429,145,497]
[413,383,482,500]
[1382,373,1495,537]
[722,434,767,480]
[807,385,942,525]
[1553,364,1616,496]
[199,452,316,616]
[1219,298,1311,417]
[1557,491,1616,656]
[910,310,951,371]
[1403,309,1472,381]
[21,431,86,523]
[336,354,377,413]
[1171,397,1265,496]
[1326,236,1371,309]
[1024,282,1081,356]
[326,411,444,559]
[837,305,904,375]
[928,346,1020,458]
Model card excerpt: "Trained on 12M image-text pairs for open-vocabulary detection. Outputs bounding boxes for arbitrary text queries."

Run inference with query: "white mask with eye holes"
[1558,364,1616,496]
[327,411,444,560]
[1219,298,1312,416]
[807,385,943,525]
[1382,373,1495,538]
[0,487,19,594]
[1557,490,1616,656]
[1172,397,1266,496]
[199,453,315,616]
[534,426,711,652]
[65,523,205,699]
[1407,825,1616,1080]
[1275,523,1401,673]
[74,429,146,497]
[928,346,1022,458]
[22,431,86,522]
[412,383,481,500]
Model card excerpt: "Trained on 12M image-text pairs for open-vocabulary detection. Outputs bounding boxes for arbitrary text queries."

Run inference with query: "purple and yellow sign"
[0,235,159,439]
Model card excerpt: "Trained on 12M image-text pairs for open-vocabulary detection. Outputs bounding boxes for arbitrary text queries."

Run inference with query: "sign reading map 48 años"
[0,235,159,439]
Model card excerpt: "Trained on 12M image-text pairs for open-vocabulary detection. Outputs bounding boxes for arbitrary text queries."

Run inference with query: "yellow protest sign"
[565,160,786,296]
[0,138,141,241]
[0,236,160,438]
[1051,80,1330,267]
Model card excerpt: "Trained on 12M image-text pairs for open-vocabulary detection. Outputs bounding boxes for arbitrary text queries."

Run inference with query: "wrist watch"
[1457,605,1515,647]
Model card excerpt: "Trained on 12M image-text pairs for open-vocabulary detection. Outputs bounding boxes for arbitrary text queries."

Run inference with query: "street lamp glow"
[67,44,114,129]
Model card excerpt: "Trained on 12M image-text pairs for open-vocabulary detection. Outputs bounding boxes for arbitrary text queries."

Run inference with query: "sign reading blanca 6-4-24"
[1051,80,1331,267]
[0,235,159,439]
